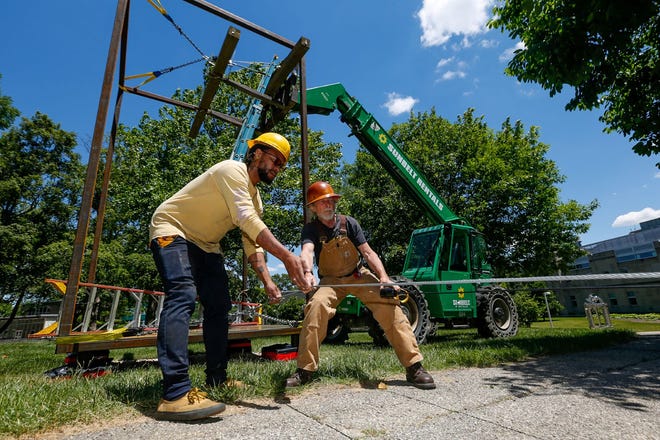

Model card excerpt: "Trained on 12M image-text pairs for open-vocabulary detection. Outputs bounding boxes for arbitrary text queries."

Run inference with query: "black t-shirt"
[301,214,366,265]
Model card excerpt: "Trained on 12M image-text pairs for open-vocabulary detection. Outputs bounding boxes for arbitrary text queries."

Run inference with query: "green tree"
[0,75,19,130]
[0,108,83,330]
[342,109,597,277]
[512,290,542,327]
[489,0,660,166]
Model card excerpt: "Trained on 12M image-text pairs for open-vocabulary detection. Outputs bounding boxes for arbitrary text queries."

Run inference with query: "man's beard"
[258,166,275,184]
[317,209,335,222]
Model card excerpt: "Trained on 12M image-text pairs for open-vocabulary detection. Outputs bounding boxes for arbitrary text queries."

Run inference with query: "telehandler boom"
[299,83,519,344]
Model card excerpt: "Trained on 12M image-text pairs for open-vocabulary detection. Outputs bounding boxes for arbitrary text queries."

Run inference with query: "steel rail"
[280,272,660,293]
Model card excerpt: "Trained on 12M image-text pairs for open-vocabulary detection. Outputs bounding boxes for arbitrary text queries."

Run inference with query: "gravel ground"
[39,333,660,440]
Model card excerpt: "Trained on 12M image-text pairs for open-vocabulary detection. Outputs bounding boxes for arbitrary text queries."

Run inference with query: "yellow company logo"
[453,287,470,307]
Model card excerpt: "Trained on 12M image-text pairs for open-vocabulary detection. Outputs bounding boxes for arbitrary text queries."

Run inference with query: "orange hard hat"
[307,181,341,206]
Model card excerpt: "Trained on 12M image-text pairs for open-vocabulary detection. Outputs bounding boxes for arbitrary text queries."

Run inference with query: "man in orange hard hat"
[150,132,310,421]
[286,181,435,390]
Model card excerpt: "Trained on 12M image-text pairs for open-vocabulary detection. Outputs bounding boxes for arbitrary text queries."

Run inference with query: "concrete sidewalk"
[61,333,660,440]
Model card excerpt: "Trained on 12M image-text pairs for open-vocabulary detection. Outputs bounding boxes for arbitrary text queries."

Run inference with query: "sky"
[2,0,659,260]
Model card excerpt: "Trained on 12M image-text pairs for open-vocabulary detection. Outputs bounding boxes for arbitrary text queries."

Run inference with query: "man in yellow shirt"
[150,132,309,421]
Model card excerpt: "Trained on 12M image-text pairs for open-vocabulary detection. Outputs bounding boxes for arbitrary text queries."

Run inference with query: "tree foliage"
[513,289,563,327]
[489,0,660,165]
[0,105,83,329]
[0,75,19,131]
[342,109,597,277]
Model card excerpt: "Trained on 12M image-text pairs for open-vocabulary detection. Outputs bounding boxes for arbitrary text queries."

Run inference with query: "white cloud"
[439,70,467,81]
[480,39,499,49]
[435,58,468,81]
[515,81,536,97]
[436,57,454,68]
[383,93,419,116]
[417,0,494,47]
[612,207,660,227]
[655,171,660,178]
[499,41,525,62]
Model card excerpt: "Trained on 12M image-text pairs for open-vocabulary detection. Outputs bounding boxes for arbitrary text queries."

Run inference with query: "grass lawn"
[531,315,660,332]
[0,315,657,438]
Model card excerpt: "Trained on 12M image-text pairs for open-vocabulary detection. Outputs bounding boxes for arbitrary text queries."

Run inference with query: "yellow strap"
[56,326,129,344]
[147,0,167,15]
[123,71,157,88]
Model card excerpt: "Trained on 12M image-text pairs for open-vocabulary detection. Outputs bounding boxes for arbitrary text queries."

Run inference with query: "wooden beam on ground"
[54,324,301,354]
[189,26,241,138]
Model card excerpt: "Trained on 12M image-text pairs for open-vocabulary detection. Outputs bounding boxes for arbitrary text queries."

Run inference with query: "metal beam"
[182,0,295,48]
[122,86,243,127]
[189,26,240,137]
[59,0,129,337]
[264,36,310,98]
[221,77,283,109]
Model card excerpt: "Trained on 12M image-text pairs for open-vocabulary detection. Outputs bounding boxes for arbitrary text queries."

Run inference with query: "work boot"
[405,362,436,390]
[156,388,226,421]
[285,368,314,388]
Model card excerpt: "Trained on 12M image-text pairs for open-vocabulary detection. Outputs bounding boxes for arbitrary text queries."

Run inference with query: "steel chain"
[229,303,300,327]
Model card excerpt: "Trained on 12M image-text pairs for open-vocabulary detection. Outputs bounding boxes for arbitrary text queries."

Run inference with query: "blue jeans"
[150,236,232,400]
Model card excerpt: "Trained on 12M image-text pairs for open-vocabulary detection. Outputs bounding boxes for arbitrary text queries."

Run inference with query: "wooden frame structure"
[56,0,311,354]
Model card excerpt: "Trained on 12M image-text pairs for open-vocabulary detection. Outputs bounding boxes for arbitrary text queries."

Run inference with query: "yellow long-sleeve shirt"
[149,160,267,256]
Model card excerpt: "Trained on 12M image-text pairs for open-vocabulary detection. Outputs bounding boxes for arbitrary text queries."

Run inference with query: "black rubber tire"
[323,315,350,344]
[476,286,519,338]
[367,279,432,346]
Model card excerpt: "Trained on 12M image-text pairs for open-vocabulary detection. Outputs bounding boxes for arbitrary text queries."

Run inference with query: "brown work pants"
[296,267,423,372]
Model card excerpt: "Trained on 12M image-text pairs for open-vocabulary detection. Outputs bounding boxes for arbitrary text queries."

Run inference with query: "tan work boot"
[284,368,314,388]
[405,362,436,390]
[156,388,226,421]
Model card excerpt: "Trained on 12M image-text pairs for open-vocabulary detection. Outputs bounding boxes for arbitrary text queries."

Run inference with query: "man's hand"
[284,253,311,292]
[264,281,282,304]
[380,276,400,292]
[301,270,316,293]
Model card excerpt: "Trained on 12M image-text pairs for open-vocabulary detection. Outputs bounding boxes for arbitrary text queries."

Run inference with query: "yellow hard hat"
[247,132,291,164]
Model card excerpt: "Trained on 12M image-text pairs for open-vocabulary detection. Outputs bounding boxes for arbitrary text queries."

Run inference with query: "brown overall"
[296,218,422,372]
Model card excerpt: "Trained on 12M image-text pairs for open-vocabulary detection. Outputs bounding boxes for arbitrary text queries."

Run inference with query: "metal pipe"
[299,58,310,223]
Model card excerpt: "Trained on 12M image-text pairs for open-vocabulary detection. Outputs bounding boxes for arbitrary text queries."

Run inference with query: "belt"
[325,263,363,279]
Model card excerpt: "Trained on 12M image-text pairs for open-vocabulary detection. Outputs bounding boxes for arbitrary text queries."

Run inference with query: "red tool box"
[261,343,298,361]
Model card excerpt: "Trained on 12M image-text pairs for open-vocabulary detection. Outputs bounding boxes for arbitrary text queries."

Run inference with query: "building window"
[569,295,578,307]
[627,291,638,306]
[608,293,618,307]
